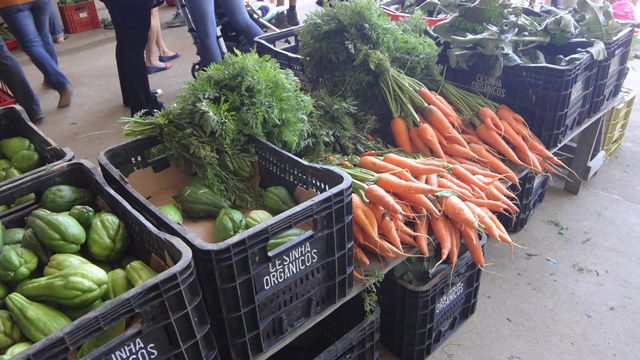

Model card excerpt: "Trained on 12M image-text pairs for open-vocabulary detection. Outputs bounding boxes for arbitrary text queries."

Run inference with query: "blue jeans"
[48,0,64,39]
[0,38,43,121]
[0,0,70,92]
[185,0,263,66]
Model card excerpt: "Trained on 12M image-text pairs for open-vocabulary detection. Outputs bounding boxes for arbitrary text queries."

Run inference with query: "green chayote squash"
[221,155,253,179]
[62,299,102,320]
[0,283,8,306]
[157,203,183,224]
[5,293,71,342]
[125,261,157,287]
[0,159,10,171]
[41,185,93,212]
[2,228,25,245]
[11,193,35,207]
[21,229,50,265]
[0,137,34,160]
[87,212,129,261]
[17,263,108,308]
[27,209,86,253]
[263,186,296,214]
[10,150,39,173]
[213,208,246,241]
[0,245,37,282]
[77,320,125,358]
[1,341,31,358]
[105,268,132,300]
[173,183,230,219]
[3,168,21,181]
[68,205,95,229]
[43,253,91,276]
[245,210,273,229]
[0,310,23,349]
[266,228,306,251]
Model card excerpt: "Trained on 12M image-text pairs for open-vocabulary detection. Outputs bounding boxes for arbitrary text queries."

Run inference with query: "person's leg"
[0,3,71,107]
[101,0,129,106]
[220,0,263,45]
[117,0,161,115]
[185,0,221,67]
[145,8,164,68]
[32,0,58,63]
[153,11,177,58]
[48,0,64,43]
[285,0,298,26]
[0,38,44,122]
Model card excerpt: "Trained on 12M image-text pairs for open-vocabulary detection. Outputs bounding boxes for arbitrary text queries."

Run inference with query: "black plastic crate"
[443,41,597,148]
[588,28,634,115]
[0,106,74,188]
[0,161,218,360]
[255,27,316,92]
[379,235,485,360]
[497,171,550,233]
[270,296,380,360]
[98,136,354,360]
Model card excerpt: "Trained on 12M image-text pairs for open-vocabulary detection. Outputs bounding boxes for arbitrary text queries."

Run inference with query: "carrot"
[448,217,460,265]
[409,127,432,156]
[486,186,519,214]
[434,92,462,128]
[427,174,438,188]
[354,270,363,281]
[376,173,441,196]
[465,201,502,241]
[395,193,440,216]
[492,181,517,199]
[418,88,458,127]
[460,226,485,267]
[358,234,397,258]
[354,245,370,266]
[369,203,384,225]
[352,196,379,241]
[430,216,451,261]
[414,158,448,168]
[397,231,417,247]
[391,117,414,154]
[417,175,428,183]
[365,185,403,215]
[460,164,501,180]
[423,106,468,148]
[514,146,542,173]
[440,196,478,229]
[442,172,475,194]
[475,124,524,166]
[382,154,446,176]
[417,123,446,159]
[469,143,519,186]
[451,165,491,193]
[478,107,505,134]
[437,178,475,199]
[360,150,382,157]
[359,156,415,182]
[462,134,484,145]
[414,216,429,256]
[380,215,403,250]
[434,131,476,160]
[483,208,513,244]
[454,158,491,172]
[394,219,422,237]
[463,196,511,213]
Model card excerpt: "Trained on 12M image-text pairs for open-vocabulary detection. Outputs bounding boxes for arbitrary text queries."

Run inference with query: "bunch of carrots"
[389,87,570,186]
[338,153,518,278]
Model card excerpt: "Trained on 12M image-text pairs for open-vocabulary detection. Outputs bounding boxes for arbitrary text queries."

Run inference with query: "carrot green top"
[0,0,34,9]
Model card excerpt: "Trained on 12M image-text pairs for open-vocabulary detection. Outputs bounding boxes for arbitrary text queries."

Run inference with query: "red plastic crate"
[58,0,100,34]
[0,82,16,107]
[5,39,18,51]
[381,7,448,27]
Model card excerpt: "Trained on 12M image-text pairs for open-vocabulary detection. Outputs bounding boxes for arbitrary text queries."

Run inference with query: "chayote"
[0,245,37,282]
[27,209,86,253]
[87,212,129,261]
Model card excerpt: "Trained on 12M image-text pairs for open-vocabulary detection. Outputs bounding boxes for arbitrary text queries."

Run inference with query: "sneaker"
[58,86,73,108]
[102,19,114,30]
[271,12,288,29]
[286,9,300,26]
[165,11,186,28]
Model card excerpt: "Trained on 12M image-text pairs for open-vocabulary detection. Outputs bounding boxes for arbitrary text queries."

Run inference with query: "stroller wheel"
[191,61,202,79]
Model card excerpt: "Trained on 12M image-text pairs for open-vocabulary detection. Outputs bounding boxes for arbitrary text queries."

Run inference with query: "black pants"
[102,0,160,116]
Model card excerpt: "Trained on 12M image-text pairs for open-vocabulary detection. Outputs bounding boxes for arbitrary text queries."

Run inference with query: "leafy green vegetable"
[122,52,313,208]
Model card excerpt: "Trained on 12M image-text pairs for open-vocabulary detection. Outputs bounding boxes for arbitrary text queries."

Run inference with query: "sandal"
[147,63,172,74]
[159,52,180,62]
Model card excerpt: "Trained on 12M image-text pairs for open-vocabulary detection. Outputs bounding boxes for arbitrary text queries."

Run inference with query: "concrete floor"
[8,3,640,359]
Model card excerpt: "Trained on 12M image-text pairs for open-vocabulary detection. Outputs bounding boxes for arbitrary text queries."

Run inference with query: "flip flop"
[159,52,180,62]
[147,63,172,74]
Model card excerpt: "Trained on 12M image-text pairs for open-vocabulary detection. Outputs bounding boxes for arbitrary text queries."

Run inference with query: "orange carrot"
[514,146,542,173]
[423,106,468,148]
[359,156,415,182]
[365,185,403,215]
[434,131,476,160]
[486,186,519,214]
[417,123,446,159]
[427,174,438,187]
[475,124,524,166]
[418,88,458,126]
[353,196,378,241]
[442,172,475,194]
[354,270,364,281]
[358,234,397,258]
[391,117,414,154]
[382,154,446,176]
[440,196,478,229]
[469,143,520,186]
[448,217,460,265]
[483,208,513,244]
[395,193,440,216]
[460,226,485,267]
[376,173,441,195]
[438,178,475,199]
[465,201,502,241]
[430,216,451,261]
[463,197,511,213]
[409,127,432,156]
[434,92,462,128]
[398,231,417,247]
[380,215,402,250]
[478,107,504,134]
[414,216,429,256]
[354,245,370,266]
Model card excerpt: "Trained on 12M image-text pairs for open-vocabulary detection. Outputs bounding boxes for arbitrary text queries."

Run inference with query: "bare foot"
[146,60,167,68]
[159,49,177,57]
[58,86,73,108]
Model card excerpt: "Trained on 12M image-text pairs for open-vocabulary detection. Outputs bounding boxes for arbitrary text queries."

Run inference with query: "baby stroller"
[175,0,279,77]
